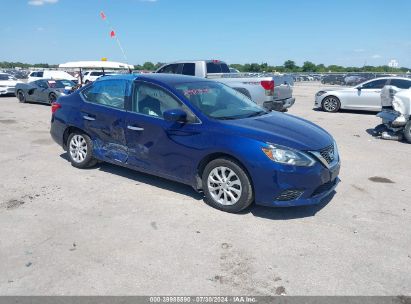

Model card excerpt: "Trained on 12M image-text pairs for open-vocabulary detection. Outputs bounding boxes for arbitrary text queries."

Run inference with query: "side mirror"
[357,86,363,90]
[163,108,187,123]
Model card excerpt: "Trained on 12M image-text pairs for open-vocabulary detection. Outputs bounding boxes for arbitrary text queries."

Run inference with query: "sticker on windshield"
[183,88,209,96]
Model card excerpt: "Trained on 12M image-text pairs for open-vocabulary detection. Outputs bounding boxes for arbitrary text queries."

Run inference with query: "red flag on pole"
[110,30,116,38]
[100,11,106,20]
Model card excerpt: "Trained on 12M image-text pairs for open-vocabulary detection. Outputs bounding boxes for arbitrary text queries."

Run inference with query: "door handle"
[83,115,95,121]
[127,125,144,131]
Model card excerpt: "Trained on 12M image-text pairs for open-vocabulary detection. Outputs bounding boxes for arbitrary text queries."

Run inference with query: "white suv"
[82,71,105,83]
[0,73,21,96]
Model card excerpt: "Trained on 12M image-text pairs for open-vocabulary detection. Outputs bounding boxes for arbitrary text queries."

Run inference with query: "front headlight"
[333,140,339,162]
[316,91,327,97]
[262,144,315,166]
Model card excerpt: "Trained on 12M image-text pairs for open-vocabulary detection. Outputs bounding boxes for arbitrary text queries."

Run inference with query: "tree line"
[1,60,409,73]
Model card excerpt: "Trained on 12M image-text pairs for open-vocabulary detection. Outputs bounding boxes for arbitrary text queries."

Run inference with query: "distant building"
[388,59,399,68]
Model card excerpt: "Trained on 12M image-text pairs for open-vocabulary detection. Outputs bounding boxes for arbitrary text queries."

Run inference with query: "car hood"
[319,87,354,92]
[221,112,333,151]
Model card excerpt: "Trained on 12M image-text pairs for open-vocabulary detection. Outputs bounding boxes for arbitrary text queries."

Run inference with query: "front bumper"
[252,159,341,208]
[0,87,16,95]
[314,95,325,108]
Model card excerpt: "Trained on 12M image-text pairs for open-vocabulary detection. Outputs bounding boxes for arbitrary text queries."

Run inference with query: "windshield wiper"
[243,111,269,118]
[217,116,238,120]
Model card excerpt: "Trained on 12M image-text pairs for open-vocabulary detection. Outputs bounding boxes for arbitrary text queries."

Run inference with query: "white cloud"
[354,48,365,53]
[371,54,382,59]
[28,0,58,6]
[36,27,44,31]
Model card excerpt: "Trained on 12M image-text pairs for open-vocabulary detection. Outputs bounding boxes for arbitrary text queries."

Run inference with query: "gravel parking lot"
[0,82,410,296]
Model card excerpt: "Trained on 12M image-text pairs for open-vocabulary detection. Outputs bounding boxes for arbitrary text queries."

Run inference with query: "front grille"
[275,189,304,201]
[319,144,334,164]
[311,179,337,197]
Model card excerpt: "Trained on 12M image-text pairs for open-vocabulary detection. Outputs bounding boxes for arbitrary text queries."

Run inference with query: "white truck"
[155,60,295,111]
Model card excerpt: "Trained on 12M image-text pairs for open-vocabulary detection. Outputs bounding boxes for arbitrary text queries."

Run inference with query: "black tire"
[48,92,57,104]
[67,132,97,168]
[321,96,341,113]
[17,90,25,103]
[202,157,253,213]
[403,121,411,143]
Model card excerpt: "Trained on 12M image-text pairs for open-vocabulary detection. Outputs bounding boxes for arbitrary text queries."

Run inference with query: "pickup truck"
[155,60,295,111]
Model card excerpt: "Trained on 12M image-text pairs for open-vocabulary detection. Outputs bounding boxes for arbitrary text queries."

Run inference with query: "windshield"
[47,80,75,88]
[174,81,267,120]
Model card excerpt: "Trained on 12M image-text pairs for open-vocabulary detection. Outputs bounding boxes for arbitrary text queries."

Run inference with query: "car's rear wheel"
[403,121,411,143]
[17,90,25,103]
[67,132,97,168]
[48,92,57,104]
[322,96,341,112]
[202,158,253,213]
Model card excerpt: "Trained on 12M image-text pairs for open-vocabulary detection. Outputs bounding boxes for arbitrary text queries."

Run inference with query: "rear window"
[390,79,411,89]
[206,62,230,74]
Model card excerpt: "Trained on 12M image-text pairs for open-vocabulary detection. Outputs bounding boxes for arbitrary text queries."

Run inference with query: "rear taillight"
[260,80,275,94]
[51,102,61,114]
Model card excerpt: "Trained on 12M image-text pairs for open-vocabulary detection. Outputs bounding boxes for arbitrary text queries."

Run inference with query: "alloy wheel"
[323,97,339,112]
[207,166,242,206]
[69,135,88,163]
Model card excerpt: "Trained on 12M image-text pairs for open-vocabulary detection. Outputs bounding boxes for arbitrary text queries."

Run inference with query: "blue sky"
[1,0,411,67]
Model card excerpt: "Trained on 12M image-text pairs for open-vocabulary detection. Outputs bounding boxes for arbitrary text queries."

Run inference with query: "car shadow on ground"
[312,108,377,116]
[59,153,203,201]
[60,152,336,219]
[247,191,336,220]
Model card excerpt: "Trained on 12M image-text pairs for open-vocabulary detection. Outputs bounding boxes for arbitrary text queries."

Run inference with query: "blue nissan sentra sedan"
[50,74,340,213]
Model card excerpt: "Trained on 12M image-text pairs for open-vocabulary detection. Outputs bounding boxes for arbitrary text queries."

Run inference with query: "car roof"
[97,73,211,85]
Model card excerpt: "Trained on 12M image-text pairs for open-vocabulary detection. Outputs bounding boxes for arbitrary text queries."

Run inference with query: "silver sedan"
[315,77,411,112]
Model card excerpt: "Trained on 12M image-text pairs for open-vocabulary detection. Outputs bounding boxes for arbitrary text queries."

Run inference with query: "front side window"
[174,81,265,120]
[362,79,389,89]
[132,82,197,122]
[36,80,48,88]
[157,64,179,74]
[81,79,127,109]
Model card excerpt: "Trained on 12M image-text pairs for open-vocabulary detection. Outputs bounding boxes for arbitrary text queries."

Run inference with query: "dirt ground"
[0,82,410,295]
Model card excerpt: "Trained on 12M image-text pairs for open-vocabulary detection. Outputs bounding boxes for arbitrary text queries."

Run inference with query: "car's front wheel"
[202,158,253,213]
[17,90,25,103]
[67,132,97,168]
[322,96,341,112]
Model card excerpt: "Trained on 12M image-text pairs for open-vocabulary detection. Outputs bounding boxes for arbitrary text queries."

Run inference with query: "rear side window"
[81,79,127,109]
[390,79,411,89]
[206,62,230,73]
[157,64,179,74]
[181,63,195,76]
